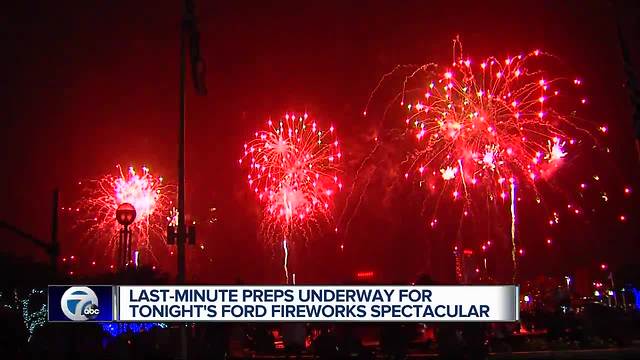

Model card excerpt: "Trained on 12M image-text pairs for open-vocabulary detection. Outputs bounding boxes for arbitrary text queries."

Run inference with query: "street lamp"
[116,203,136,270]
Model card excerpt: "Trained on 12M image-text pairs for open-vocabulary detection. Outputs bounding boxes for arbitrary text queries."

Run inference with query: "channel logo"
[61,287,100,321]
[48,285,114,322]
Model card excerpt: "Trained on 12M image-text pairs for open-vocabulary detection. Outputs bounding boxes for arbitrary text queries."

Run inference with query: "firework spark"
[240,113,342,282]
[78,165,174,265]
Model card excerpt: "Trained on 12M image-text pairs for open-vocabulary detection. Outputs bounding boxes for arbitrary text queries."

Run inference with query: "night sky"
[2,0,639,284]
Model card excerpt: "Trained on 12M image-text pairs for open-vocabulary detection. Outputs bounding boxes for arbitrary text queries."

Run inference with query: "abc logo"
[60,287,100,321]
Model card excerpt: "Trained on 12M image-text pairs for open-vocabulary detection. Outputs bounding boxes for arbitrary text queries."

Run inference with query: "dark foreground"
[243,346,640,359]
[490,346,640,359]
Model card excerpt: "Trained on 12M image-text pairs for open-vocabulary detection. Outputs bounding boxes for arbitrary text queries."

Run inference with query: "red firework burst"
[401,48,595,203]
[364,39,628,281]
[77,165,174,262]
[240,113,343,244]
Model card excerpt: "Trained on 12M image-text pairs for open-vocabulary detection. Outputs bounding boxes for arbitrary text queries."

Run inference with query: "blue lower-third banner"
[48,285,519,322]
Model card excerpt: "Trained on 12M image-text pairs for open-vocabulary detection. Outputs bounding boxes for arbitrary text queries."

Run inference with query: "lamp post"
[116,203,136,270]
[172,1,206,357]
[171,0,205,285]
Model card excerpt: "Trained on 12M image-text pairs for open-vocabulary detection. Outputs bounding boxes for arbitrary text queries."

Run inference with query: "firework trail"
[366,38,614,281]
[283,239,290,284]
[336,136,380,243]
[336,124,411,251]
[77,165,174,266]
[510,182,517,281]
[240,113,342,283]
